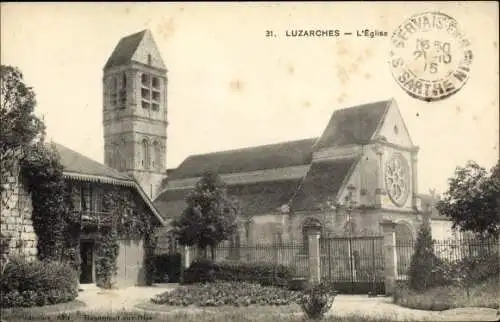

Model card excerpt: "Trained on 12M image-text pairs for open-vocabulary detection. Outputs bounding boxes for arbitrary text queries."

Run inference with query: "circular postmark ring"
[389,12,473,102]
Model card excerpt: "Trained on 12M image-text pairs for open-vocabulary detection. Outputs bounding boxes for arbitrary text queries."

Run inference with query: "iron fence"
[186,242,309,278]
[319,236,385,294]
[395,237,499,279]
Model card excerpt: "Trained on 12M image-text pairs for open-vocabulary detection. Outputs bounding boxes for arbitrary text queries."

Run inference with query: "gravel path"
[75,284,499,321]
[327,295,499,321]
[76,283,176,312]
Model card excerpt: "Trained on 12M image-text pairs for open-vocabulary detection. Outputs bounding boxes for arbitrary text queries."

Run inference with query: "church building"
[155,98,426,247]
[99,29,440,249]
[102,29,168,200]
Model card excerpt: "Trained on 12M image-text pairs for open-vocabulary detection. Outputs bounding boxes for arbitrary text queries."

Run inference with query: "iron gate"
[320,236,385,294]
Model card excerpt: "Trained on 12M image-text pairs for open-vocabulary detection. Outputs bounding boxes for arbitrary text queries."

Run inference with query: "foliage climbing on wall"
[95,226,120,289]
[93,185,158,288]
[21,143,80,268]
[1,65,79,268]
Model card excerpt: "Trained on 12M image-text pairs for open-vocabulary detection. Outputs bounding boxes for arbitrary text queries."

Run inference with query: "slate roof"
[168,138,317,180]
[313,99,391,150]
[52,143,131,181]
[153,188,191,221]
[290,157,360,212]
[228,180,302,216]
[50,142,165,226]
[153,179,303,219]
[104,30,148,70]
[155,99,394,219]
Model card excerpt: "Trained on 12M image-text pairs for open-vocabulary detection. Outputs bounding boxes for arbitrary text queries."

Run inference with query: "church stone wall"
[245,208,423,246]
[0,159,37,262]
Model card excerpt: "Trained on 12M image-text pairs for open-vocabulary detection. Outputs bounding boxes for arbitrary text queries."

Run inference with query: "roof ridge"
[49,142,132,180]
[335,98,393,112]
[185,137,318,158]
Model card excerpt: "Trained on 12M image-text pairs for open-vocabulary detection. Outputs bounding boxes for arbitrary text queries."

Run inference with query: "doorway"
[80,240,94,284]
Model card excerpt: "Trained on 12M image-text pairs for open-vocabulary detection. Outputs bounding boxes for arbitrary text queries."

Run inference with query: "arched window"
[395,221,414,276]
[152,141,161,169]
[142,139,150,169]
[119,139,126,170]
[150,142,156,169]
[395,221,414,245]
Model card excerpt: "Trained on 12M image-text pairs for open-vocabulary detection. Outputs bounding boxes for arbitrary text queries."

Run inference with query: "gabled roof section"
[153,179,303,220]
[50,142,165,226]
[290,157,360,212]
[313,99,392,149]
[167,138,317,181]
[52,143,131,181]
[104,29,166,71]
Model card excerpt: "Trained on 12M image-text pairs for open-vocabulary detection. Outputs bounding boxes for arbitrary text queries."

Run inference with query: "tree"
[1,65,77,266]
[436,160,500,238]
[0,65,45,185]
[407,221,439,291]
[172,171,239,260]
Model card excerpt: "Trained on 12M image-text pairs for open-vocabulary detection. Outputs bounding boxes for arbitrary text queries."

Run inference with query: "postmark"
[389,12,473,102]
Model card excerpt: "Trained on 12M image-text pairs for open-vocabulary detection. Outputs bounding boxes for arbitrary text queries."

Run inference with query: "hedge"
[0,256,78,307]
[153,253,181,283]
[181,259,296,287]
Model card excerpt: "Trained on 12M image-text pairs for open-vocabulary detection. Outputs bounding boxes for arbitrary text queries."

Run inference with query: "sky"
[1,2,498,195]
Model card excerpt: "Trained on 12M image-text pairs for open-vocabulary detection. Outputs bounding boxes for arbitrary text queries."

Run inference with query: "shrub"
[407,223,442,291]
[300,283,336,320]
[151,281,302,307]
[0,256,78,307]
[393,276,499,311]
[288,277,310,291]
[181,259,218,284]
[181,259,296,287]
[154,253,182,283]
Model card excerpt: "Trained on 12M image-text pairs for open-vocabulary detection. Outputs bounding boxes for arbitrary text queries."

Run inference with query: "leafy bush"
[151,281,302,307]
[300,283,336,320]
[181,259,296,287]
[408,223,444,291]
[393,276,499,311]
[181,259,218,284]
[0,256,78,307]
[154,253,181,283]
[288,277,310,291]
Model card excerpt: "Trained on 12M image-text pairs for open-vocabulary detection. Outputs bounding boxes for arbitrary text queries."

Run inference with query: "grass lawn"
[1,300,86,319]
[393,276,500,311]
[0,310,435,322]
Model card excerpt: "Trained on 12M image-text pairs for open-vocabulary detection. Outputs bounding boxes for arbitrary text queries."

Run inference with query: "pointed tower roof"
[103,29,166,71]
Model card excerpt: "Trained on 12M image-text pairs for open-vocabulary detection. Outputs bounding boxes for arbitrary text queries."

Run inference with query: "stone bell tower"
[102,30,168,198]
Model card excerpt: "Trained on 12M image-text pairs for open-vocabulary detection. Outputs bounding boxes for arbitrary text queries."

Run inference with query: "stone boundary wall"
[0,156,37,262]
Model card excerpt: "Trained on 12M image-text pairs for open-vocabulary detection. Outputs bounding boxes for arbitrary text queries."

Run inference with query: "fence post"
[180,246,193,282]
[307,226,321,284]
[380,220,397,296]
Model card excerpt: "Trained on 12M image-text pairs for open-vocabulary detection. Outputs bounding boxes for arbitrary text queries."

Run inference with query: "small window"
[147,54,152,65]
[152,91,160,102]
[122,73,127,89]
[141,88,150,99]
[152,103,159,111]
[142,139,150,169]
[141,73,149,86]
[152,77,160,89]
[153,141,161,169]
[394,125,399,134]
[142,101,150,109]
